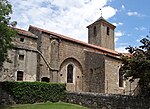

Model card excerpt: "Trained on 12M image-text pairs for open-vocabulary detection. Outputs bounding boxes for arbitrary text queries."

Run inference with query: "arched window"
[93,26,97,36]
[119,69,123,87]
[17,71,24,81]
[106,27,110,35]
[67,64,73,83]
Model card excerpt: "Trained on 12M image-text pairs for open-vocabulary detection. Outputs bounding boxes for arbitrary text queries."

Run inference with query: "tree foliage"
[120,35,150,95]
[0,0,17,71]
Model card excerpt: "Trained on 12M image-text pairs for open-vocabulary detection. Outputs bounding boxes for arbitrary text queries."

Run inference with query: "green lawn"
[0,102,89,109]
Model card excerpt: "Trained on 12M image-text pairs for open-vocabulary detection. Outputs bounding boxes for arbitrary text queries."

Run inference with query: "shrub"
[0,81,66,104]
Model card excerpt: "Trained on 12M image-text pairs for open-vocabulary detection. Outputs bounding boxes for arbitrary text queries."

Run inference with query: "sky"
[8,0,150,53]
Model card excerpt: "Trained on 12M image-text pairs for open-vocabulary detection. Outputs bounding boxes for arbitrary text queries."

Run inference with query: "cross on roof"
[100,8,102,17]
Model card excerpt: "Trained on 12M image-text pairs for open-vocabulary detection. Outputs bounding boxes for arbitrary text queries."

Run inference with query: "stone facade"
[87,17,115,50]
[0,18,138,95]
[0,29,37,82]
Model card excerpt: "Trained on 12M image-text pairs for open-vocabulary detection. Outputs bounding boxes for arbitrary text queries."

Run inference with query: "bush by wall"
[0,81,66,104]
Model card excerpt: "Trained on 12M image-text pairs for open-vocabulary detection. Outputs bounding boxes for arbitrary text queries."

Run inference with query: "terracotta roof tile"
[15,28,38,38]
[29,25,121,56]
[87,16,116,29]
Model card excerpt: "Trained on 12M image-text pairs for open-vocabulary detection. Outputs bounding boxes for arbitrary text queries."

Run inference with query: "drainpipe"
[36,50,59,82]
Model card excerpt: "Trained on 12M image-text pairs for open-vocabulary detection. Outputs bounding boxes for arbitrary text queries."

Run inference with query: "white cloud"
[135,27,147,31]
[115,31,124,42]
[121,5,125,10]
[116,42,129,53]
[115,31,124,37]
[127,11,138,16]
[112,22,123,27]
[127,11,143,17]
[101,6,117,19]
[112,23,117,26]
[118,4,125,12]
[115,46,128,53]
[9,0,117,42]
[118,22,123,26]
[127,34,132,36]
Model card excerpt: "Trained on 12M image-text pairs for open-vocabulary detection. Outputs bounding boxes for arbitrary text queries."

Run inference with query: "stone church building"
[0,17,137,94]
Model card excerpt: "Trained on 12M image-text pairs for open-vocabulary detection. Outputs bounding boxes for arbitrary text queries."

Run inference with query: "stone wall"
[66,92,150,109]
[87,19,115,50]
[84,51,105,93]
[104,56,123,94]
[0,32,37,82]
[1,83,149,109]
[0,49,37,82]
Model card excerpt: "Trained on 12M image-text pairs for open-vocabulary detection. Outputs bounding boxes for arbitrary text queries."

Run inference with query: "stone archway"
[59,58,83,92]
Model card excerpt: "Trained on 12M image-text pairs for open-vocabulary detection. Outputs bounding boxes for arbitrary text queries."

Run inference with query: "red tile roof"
[87,16,116,29]
[15,28,38,38]
[29,25,121,57]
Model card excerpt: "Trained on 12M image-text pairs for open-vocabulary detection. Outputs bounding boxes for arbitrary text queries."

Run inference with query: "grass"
[0,102,89,109]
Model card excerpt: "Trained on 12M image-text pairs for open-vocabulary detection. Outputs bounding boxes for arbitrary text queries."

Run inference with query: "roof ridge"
[29,25,120,56]
[14,27,37,38]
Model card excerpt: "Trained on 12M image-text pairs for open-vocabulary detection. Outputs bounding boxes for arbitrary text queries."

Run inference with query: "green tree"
[121,35,150,96]
[0,0,17,71]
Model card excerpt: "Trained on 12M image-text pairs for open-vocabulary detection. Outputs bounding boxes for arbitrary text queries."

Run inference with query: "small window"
[67,64,73,83]
[19,55,24,60]
[90,69,93,75]
[93,26,97,36]
[20,38,24,42]
[41,77,50,82]
[17,71,24,81]
[106,27,110,35]
[119,69,123,87]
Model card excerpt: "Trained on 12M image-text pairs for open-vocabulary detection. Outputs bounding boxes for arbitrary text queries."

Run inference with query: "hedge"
[0,81,66,104]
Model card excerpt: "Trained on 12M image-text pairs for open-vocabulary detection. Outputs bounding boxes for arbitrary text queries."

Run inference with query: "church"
[0,16,137,94]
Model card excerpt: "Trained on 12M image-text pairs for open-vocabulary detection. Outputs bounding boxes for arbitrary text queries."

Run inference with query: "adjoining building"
[0,17,137,94]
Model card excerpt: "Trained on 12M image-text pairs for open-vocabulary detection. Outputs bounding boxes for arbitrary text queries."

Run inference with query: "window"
[17,71,24,81]
[19,55,24,60]
[90,69,93,75]
[93,26,97,36]
[67,64,73,83]
[119,69,123,87]
[106,27,110,35]
[41,77,50,82]
[20,38,24,42]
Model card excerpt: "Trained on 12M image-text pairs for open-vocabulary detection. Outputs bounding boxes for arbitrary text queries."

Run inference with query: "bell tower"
[87,16,116,50]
